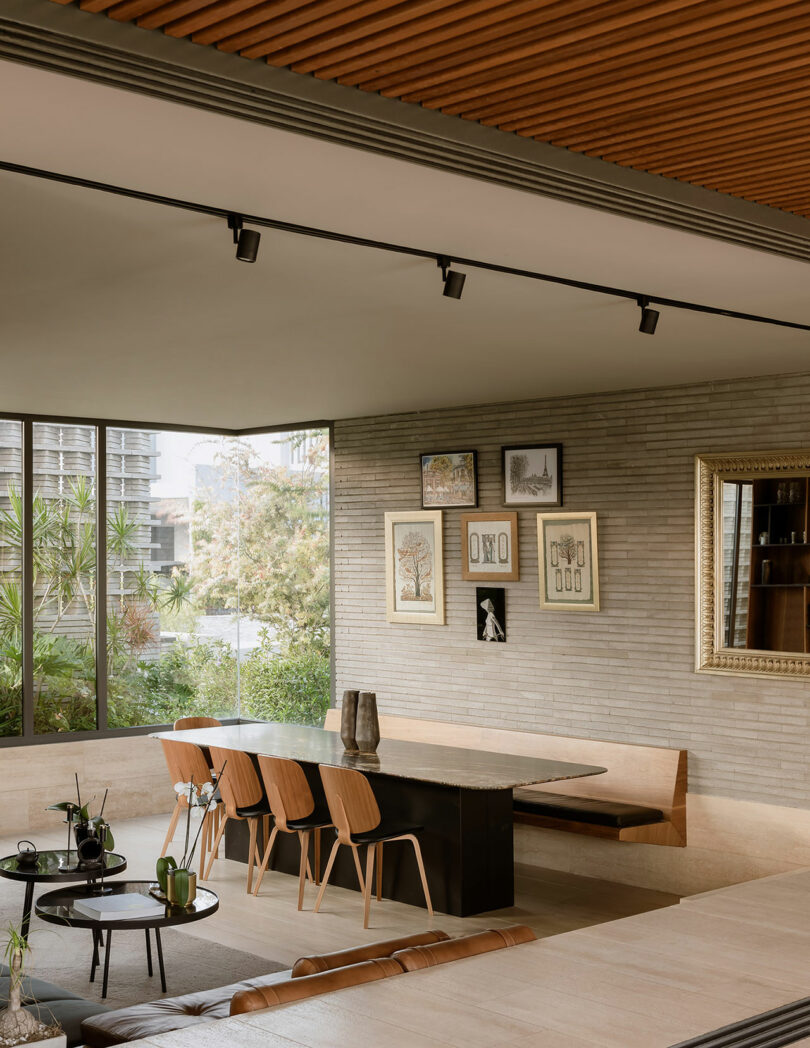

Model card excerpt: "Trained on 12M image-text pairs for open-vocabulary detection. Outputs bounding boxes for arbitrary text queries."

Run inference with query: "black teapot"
[16,841,38,868]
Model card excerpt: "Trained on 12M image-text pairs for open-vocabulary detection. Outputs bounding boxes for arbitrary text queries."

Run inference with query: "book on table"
[73,894,166,921]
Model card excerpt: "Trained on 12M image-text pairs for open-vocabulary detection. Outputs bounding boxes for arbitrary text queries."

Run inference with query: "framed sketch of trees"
[384,511,445,624]
[536,511,599,611]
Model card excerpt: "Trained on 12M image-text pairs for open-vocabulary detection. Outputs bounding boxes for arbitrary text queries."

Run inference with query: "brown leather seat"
[80,930,450,1046]
[230,958,403,1015]
[292,930,449,977]
[392,925,536,971]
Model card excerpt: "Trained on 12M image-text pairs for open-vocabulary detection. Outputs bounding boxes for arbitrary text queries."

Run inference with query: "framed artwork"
[502,444,562,506]
[384,510,445,624]
[460,512,519,581]
[476,587,506,643]
[537,511,599,611]
[420,451,478,508]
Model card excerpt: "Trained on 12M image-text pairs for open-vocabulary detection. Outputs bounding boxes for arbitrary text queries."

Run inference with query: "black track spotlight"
[638,296,659,335]
[437,255,466,300]
[227,213,261,263]
[236,228,261,263]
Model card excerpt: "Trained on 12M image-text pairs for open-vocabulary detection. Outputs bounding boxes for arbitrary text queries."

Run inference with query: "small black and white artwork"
[476,587,506,643]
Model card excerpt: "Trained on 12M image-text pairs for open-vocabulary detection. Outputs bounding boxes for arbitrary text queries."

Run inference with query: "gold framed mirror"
[696,450,810,678]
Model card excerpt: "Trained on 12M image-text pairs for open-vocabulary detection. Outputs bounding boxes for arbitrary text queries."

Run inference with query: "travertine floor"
[2,813,677,968]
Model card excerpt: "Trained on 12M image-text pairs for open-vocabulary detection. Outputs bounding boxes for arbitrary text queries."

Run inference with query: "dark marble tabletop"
[153,722,606,791]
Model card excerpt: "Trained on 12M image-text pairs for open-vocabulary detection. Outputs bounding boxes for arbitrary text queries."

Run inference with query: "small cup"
[792,531,799,544]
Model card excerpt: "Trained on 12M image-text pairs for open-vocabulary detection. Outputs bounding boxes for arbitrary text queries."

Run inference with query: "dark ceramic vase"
[356,692,380,754]
[340,690,359,752]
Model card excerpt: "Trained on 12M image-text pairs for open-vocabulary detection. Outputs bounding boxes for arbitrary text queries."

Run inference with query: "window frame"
[0,410,332,747]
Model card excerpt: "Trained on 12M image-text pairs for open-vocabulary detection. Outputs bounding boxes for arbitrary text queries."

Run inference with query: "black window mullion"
[96,425,107,732]
[21,420,33,738]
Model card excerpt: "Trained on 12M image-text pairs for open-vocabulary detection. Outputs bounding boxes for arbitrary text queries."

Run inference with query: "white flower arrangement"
[173,780,217,819]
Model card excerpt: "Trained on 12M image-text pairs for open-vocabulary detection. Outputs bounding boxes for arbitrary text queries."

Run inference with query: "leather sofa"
[80,930,449,1047]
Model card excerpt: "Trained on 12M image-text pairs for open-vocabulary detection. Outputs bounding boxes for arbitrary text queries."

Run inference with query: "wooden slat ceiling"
[50,0,810,217]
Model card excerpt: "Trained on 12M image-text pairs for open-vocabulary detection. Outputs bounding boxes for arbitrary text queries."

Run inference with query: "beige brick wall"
[333,372,810,810]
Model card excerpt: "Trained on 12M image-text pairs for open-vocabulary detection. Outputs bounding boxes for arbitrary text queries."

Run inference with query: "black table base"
[88,927,166,999]
[226,768,514,916]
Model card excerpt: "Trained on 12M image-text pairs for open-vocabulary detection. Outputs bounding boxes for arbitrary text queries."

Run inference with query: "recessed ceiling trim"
[3,0,810,263]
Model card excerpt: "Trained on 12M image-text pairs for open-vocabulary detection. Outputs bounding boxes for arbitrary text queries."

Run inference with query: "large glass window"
[106,429,238,728]
[0,419,329,740]
[32,423,97,733]
[0,421,22,737]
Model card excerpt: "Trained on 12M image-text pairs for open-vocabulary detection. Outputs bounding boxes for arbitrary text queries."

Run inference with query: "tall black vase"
[340,690,359,752]
[356,692,380,755]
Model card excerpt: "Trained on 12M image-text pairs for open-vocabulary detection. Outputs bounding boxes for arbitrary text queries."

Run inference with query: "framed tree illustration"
[536,511,600,611]
[384,510,445,624]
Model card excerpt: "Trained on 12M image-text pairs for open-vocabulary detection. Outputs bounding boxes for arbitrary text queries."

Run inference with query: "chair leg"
[298,831,315,883]
[363,843,375,929]
[314,827,321,885]
[203,813,229,880]
[376,842,383,901]
[246,818,259,894]
[252,826,279,897]
[405,835,433,916]
[160,800,181,857]
[297,830,310,911]
[313,839,341,914]
[351,845,365,894]
[214,805,222,858]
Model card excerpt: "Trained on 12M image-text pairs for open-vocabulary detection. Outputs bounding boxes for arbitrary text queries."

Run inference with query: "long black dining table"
[156,722,606,917]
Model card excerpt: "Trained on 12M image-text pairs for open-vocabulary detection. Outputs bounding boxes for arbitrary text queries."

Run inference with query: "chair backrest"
[161,739,215,806]
[319,765,381,844]
[208,746,264,819]
[256,755,315,831]
[230,958,402,1015]
[174,716,222,731]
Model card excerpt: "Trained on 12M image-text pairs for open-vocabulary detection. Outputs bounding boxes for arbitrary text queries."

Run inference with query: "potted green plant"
[0,925,65,1047]
[46,779,114,861]
[157,766,225,908]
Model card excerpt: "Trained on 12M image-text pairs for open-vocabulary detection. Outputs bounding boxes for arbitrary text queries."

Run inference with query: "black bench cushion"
[513,789,665,829]
[0,970,108,1048]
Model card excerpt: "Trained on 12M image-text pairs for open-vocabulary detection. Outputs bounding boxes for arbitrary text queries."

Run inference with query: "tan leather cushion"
[230,958,403,1015]
[292,930,449,977]
[392,925,536,972]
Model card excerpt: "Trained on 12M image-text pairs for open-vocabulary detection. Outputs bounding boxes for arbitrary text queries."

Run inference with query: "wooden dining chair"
[204,746,271,893]
[159,738,219,878]
[253,756,334,909]
[173,716,222,730]
[315,765,433,929]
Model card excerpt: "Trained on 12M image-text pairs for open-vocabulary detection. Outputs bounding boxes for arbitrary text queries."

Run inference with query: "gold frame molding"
[696,449,810,678]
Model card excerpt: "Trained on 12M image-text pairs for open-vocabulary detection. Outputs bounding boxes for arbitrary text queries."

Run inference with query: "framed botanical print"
[460,512,519,581]
[420,451,478,508]
[384,510,445,624]
[537,511,599,611]
[502,444,562,506]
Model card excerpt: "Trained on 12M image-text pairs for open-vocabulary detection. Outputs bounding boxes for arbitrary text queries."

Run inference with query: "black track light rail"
[3,158,810,334]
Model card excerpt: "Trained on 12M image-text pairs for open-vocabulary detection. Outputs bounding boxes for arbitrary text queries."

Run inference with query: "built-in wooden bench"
[324,709,687,847]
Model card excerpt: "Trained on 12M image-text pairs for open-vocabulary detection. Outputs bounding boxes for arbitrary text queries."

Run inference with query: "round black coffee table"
[36,880,218,999]
[0,849,127,939]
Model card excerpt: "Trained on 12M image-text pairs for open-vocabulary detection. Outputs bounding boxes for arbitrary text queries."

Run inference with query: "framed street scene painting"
[420,451,478,508]
[384,510,445,624]
[537,511,599,611]
[502,443,562,506]
[460,512,519,581]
